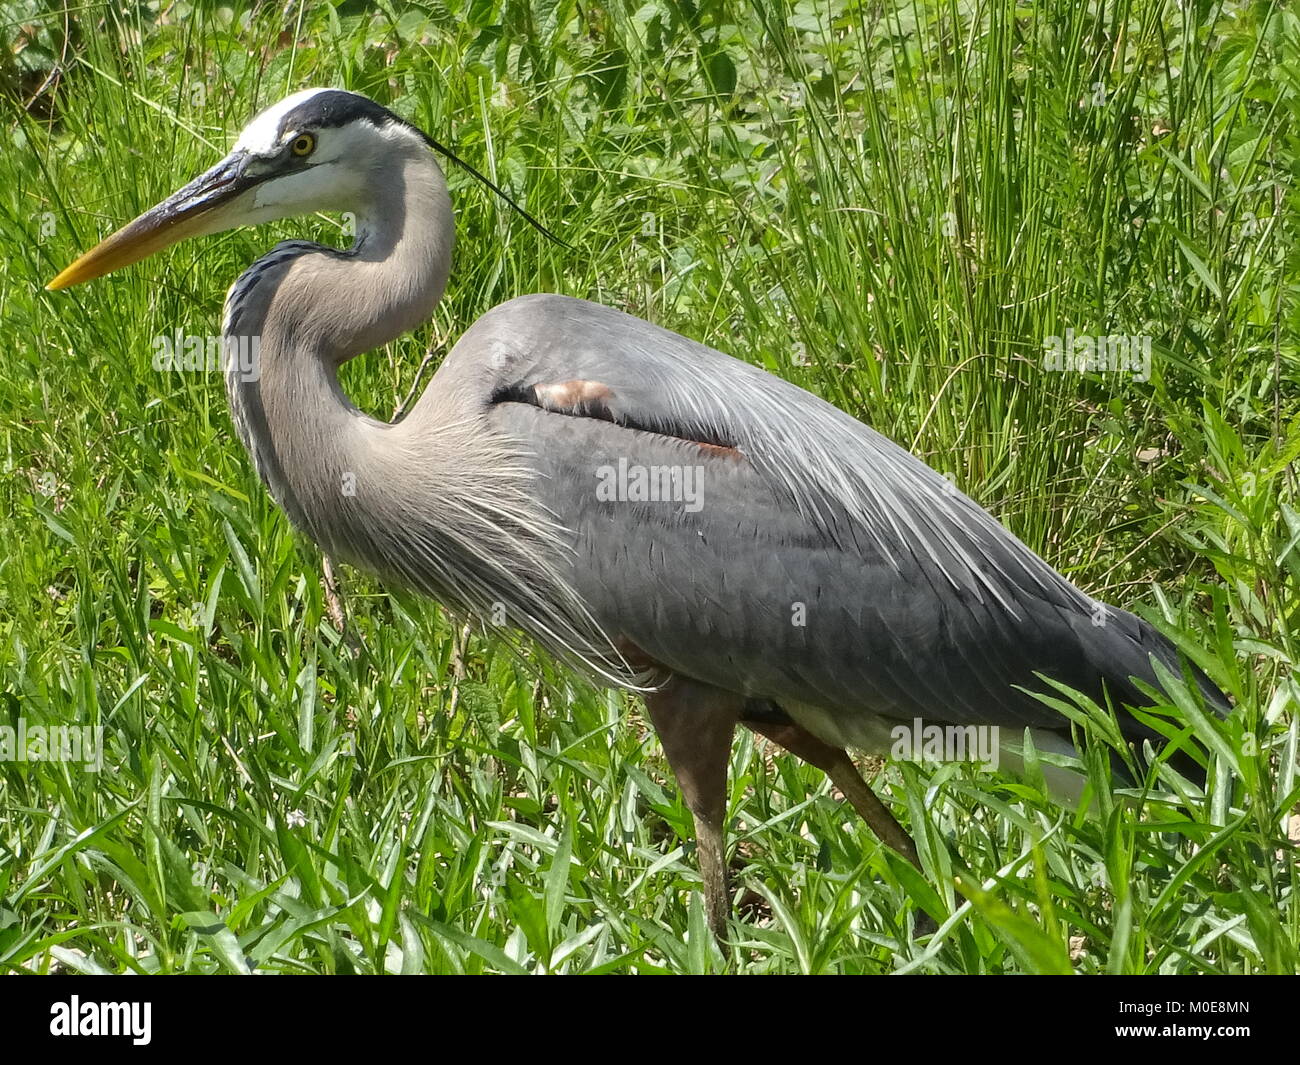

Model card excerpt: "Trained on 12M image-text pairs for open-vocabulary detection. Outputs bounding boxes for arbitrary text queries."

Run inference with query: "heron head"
[47,88,429,290]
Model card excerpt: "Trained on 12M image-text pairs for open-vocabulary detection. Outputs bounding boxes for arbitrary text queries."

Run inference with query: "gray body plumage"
[209,90,1223,782]
[465,296,1221,760]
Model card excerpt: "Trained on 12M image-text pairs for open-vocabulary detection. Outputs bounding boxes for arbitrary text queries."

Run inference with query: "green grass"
[0,0,1296,973]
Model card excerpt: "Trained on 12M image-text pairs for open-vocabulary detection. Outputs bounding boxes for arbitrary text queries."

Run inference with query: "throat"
[218,141,454,546]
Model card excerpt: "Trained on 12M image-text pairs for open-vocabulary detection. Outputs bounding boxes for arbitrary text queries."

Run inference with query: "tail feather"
[1067,602,1230,784]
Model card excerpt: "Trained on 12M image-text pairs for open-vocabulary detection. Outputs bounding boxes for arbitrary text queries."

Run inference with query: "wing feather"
[432,294,1224,744]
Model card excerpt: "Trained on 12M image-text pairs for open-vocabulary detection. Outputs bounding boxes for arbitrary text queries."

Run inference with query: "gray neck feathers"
[220,143,640,686]
[222,144,453,537]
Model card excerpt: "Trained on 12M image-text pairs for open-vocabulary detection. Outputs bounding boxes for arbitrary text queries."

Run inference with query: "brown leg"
[644,677,742,940]
[743,719,922,871]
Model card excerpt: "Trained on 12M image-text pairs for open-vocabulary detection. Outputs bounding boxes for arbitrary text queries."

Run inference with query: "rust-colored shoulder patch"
[509,378,743,460]
[693,440,744,462]
[533,379,615,417]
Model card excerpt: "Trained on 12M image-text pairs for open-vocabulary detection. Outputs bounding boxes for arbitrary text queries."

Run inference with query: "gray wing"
[443,294,1218,742]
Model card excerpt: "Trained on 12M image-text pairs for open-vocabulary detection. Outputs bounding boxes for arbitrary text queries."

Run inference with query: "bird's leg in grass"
[644,677,742,939]
[321,553,348,634]
[320,554,365,656]
[743,719,922,872]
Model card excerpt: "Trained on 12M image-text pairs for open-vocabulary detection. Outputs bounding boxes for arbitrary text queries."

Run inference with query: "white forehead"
[233,87,335,156]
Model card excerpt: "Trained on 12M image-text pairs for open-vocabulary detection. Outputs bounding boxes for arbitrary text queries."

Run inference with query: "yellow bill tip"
[44,214,191,292]
[44,150,252,293]
[44,234,142,291]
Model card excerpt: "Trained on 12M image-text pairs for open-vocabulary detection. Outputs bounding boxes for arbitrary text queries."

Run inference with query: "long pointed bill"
[46,151,257,290]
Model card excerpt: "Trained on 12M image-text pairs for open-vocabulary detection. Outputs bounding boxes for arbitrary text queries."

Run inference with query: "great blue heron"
[49,88,1228,937]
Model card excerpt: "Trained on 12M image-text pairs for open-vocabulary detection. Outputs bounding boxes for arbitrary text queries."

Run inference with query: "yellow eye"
[290,132,315,157]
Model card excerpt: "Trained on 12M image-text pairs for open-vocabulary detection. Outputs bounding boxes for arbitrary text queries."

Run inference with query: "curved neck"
[217,146,637,686]
[222,147,452,542]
